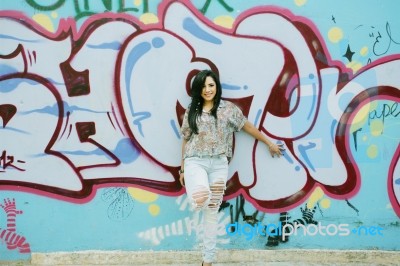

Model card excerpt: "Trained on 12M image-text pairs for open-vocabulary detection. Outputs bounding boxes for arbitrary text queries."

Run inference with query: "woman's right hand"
[179,172,185,187]
[268,143,285,158]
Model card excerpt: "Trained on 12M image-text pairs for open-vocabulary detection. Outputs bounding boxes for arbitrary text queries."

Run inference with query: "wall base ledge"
[24,249,400,265]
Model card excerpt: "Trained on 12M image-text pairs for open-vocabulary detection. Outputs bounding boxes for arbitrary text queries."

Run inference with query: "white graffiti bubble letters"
[118,29,209,167]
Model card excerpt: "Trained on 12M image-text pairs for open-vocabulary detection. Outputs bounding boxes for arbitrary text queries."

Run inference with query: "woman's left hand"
[268,143,285,158]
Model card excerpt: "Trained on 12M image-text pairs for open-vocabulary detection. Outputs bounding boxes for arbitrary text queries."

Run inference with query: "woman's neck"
[203,101,214,112]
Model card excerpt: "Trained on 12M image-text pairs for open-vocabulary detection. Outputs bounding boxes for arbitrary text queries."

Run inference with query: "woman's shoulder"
[219,99,234,107]
[220,100,239,110]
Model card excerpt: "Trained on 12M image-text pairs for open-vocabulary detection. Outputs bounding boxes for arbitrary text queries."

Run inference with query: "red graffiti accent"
[0,150,25,172]
[76,122,96,142]
[0,43,28,74]
[0,104,17,128]
[0,198,31,254]
[60,61,91,97]
[388,145,400,217]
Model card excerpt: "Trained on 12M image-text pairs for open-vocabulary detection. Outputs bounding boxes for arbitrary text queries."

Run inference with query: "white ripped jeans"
[184,155,228,263]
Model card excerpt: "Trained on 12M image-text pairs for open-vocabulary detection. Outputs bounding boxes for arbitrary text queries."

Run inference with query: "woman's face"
[201,76,217,103]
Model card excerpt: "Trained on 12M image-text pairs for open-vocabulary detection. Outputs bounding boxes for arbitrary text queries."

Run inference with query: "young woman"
[179,70,284,266]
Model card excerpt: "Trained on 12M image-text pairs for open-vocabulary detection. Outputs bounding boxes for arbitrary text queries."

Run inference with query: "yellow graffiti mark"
[140,13,159,24]
[362,134,368,142]
[134,0,142,6]
[127,187,158,203]
[148,204,160,216]
[346,60,363,74]
[370,101,379,110]
[51,12,58,19]
[294,0,307,6]
[213,15,234,29]
[320,198,331,209]
[328,27,343,43]
[307,187,331,209]
[307,187,324,209]
[367,144,379,158]
[360,46,369,56]
[32,14,54,32]
[350,103,370,133]
[370,120,383,136]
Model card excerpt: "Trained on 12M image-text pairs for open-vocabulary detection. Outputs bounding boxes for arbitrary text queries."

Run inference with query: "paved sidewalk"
[31,249,400,265]
[1,249,399,265]
[0,262,393,266]
[1,262,396,266]
[1,262,397,265]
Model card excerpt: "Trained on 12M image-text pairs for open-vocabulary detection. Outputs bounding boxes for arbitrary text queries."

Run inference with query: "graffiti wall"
[1,0,399,261]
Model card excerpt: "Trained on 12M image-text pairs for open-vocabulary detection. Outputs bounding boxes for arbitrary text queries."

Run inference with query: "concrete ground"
[0,262,396,265]
[1,249,399,265]
[133,264,388,266]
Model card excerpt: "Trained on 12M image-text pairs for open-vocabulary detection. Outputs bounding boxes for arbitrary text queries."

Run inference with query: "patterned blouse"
[181,100,247,159]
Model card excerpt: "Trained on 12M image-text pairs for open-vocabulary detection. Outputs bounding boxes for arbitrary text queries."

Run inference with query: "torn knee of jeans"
[208,180,226,209]
[191,187,210,210]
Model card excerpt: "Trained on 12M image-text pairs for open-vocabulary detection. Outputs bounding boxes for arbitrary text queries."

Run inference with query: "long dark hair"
[188,70,222,134]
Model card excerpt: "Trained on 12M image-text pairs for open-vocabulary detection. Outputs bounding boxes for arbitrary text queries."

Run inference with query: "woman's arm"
[179,139,187,186]
[242,121,284,157]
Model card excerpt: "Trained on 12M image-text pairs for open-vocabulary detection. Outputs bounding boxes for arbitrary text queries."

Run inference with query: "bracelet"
[178,169,184,174]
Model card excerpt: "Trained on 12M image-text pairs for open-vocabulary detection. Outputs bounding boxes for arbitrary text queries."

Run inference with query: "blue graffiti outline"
[298,142,317,171]
[183,17,222,44]
[124,41,152,137]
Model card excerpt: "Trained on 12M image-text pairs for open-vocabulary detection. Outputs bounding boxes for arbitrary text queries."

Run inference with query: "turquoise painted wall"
[0,0,399,261]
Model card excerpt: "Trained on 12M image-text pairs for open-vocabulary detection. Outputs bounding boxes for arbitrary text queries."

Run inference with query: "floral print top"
[181,100,247,159]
